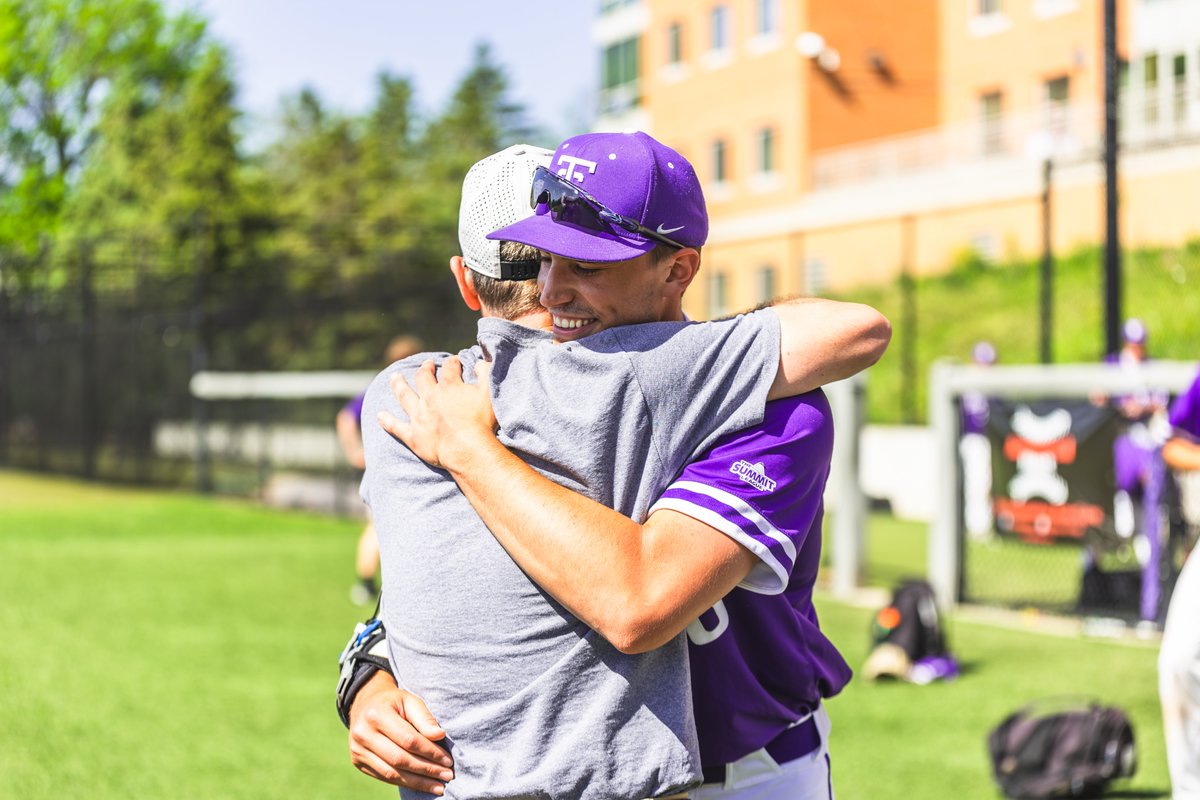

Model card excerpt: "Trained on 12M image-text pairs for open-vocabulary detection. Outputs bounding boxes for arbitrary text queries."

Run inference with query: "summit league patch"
[730,460,777,492]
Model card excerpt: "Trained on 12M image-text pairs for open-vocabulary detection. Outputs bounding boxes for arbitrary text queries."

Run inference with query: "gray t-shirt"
[361,310,780,800]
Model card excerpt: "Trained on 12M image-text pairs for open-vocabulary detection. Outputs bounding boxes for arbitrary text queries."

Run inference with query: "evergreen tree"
[0,0,209,289]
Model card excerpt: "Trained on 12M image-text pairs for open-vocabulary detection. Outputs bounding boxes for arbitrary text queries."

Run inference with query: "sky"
[169,0,598,144]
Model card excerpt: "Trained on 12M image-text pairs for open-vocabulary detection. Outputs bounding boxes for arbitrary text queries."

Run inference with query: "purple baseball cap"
[972,341,997,365]
[487,131,708,263]
[1122,317,1147,345]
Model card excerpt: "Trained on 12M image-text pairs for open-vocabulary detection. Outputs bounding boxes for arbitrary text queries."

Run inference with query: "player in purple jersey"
[1105,319,1170,525]
[373,131,870,797]
[337,337,424,605]
[384,354,848,799]
[1159,366,1200,796]
[336,391,375,604]
[656,392,852,790]
[340,135,888,797]
[961,341,996,540]
[1097,319,1172,619]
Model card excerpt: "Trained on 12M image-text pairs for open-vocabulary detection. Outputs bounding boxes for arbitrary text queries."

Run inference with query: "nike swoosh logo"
[657,224,685,235]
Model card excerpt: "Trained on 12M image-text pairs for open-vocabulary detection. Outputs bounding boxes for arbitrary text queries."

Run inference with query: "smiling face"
[537,248,698,342]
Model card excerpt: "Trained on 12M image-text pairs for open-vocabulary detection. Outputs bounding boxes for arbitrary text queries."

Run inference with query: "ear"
[662,248,700,295]
[449,256,482,312]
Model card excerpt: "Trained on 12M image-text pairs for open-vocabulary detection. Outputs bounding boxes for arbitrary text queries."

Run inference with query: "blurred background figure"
[1094,316,1166,618]
[1105,319,1171,620]
[1159,365,1200,798]
[961,341,996,541]
[337,335,424,605]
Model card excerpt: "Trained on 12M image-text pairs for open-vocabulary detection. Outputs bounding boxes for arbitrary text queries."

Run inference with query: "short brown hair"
[470,241,543,321]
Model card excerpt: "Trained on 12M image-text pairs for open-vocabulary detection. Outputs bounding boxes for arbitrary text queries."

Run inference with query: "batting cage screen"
[929,361,1200,624]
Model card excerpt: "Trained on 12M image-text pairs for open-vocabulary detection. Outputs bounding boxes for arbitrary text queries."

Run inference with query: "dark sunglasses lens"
[531,171,558,214]
[552,198,612,234]
[530,166,633,236]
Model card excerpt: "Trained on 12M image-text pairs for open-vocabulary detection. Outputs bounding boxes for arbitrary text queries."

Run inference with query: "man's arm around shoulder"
[766,296,891,400]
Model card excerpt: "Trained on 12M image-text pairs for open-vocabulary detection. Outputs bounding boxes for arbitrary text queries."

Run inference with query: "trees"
[1,3,541,366]
[65,43,245,282]
[252,44,537,367]
[0,0,210,288]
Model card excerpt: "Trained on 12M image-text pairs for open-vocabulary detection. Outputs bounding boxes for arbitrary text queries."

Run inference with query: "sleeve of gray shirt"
[604,307,781,465]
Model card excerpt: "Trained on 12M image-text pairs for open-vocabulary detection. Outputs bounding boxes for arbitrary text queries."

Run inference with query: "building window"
[1173,53,1187,128]
[756,0,779,36]
[708,271,728,318]
[1118,57,1130,133]
[667,22,684,65]
[1144,52,1159,125]
[969,0,1010,36]
[712,138,728,183]
[710,5,729,52]
[980,91,1004,155]
[756,265,776,303]
[603,37,640,91]
[1043,75,1070,134]
[601,37,641,114]
[757,127,776,173]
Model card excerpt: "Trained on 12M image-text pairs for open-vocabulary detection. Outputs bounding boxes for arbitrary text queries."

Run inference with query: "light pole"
[1103,0,1121,356]
[1027,130,1057,365]
[1040,157,1053,364]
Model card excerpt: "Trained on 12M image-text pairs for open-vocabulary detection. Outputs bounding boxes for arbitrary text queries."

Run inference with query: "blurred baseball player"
[961,341,996,540]
[1104,319,1171,619]
[337,336,424,605]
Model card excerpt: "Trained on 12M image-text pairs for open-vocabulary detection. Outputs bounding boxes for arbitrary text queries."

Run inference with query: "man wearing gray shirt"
[351,134,888,799]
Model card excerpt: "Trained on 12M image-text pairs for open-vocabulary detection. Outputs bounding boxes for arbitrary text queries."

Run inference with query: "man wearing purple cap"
[355,131,880,799]
[1101,318,1171,620]
[961,341,996,540]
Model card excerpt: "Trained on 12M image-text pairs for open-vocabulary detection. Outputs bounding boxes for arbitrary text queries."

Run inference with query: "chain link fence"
[0,232,477,495]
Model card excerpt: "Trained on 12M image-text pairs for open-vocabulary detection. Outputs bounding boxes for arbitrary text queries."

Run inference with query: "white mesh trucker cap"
[459,144,553,279]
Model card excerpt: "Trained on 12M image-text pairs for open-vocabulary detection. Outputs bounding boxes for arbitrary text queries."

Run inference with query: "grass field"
[0,471,1171,798]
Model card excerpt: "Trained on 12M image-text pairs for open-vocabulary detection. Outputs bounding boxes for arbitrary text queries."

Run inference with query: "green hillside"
[836,241,1200,424]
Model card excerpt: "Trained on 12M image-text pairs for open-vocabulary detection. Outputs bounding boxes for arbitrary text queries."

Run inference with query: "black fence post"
[80,242,98,479]
[1103,0,1122,356]
[1040,158,1054,365]
[192,213,212,493]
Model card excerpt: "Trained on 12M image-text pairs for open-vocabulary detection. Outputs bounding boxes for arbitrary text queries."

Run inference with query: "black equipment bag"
[871,578,946,660]
[986,701,1136,799]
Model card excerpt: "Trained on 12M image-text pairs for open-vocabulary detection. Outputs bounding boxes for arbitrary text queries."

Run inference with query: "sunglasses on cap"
[530,165,685,250]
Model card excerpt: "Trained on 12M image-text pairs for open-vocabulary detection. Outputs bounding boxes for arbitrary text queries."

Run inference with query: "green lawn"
[0,471,1170,798]
[0,470,392,800]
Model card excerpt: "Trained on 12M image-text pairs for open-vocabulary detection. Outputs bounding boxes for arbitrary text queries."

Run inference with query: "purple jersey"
[1169,369,1200,440]
[343,392,366,428]
[961,391,990,435]
[649,391,852,767]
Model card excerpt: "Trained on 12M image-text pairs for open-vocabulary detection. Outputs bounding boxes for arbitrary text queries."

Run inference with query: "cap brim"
[488,214,657,263]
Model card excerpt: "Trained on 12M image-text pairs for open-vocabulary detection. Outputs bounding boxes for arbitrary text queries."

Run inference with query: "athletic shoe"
[350,579,378,606]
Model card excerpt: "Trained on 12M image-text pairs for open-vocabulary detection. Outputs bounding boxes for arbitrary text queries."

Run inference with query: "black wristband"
[337,659,393,728]
[336,618,395,728]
